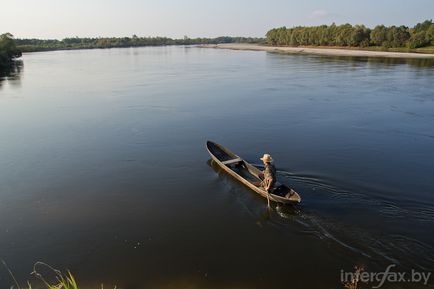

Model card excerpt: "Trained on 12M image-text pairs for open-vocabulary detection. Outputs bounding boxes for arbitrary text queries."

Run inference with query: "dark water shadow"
[270,50,434,69]
[315,55,434,68]
[0,60,23,90]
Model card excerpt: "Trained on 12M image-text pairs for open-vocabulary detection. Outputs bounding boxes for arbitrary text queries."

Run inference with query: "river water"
[0,46,433,289]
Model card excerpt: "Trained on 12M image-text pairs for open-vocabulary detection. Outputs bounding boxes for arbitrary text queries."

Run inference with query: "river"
[0,46,433,289]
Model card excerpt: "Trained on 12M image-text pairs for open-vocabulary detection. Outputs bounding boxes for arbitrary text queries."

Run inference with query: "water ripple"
[269,170,434,271]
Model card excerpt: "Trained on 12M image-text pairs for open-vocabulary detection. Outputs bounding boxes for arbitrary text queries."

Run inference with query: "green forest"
[266,20,434,49]
[0,33,22,71]
[15,36,264,52]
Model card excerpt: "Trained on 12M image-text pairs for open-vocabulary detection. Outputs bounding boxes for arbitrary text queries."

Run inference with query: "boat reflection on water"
[206,158,301,224]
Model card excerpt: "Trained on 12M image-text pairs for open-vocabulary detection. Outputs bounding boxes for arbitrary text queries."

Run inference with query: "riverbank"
[201,43,434,59]
[15,37,264,53]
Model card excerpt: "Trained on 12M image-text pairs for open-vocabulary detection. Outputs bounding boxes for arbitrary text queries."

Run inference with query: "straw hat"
[260,154,273,163]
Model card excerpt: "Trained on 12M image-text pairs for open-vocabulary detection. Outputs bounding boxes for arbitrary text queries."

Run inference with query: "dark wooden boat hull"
[206,141,301,204]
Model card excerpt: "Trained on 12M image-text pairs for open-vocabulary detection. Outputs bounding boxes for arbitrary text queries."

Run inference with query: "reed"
[2,260,115,289]
[342,266,364,289]
[30,262,78,289]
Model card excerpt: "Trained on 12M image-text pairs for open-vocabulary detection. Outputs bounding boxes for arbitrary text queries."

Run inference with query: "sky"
[1,0,433,39]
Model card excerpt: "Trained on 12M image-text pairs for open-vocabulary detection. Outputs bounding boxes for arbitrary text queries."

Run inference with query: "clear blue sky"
[2,0,433,39]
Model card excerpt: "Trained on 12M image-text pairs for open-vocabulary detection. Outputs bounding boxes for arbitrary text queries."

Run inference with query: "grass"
[30,262,78,289]
[342,266,364,289]
[2,260,115,289]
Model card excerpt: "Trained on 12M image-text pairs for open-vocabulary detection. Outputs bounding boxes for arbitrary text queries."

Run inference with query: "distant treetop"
[266,20,434,49]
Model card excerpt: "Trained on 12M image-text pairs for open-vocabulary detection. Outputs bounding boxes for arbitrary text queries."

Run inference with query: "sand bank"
[200,43,434,59]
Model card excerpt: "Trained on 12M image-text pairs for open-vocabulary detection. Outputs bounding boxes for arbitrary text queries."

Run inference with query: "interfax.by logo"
[341,264,431,288]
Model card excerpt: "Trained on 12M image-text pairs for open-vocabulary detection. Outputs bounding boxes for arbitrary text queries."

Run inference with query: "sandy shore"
[200,43,434,59]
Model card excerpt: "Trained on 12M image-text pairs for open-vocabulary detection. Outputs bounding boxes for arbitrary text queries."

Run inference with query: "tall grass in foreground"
[342,266,364,289]
[2,260,115,289]
[30,262,78,289]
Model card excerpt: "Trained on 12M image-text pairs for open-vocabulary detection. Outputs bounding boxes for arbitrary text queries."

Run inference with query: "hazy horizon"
[1,0,433,39]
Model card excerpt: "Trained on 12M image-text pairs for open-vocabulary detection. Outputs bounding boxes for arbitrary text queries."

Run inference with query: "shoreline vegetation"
[1,20,433,73]
[0,33,22,73]
[14,36,265,53]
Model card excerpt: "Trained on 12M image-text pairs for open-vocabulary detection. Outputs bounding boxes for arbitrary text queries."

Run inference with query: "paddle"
[266,190,271,208]
[264,179,271,208]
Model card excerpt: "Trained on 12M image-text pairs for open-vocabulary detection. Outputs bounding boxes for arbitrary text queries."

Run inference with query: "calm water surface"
[1,47,434,289]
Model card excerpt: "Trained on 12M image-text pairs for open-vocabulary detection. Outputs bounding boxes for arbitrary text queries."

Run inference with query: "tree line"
[0,33,22,72]
[266,20,434,48]
[15,36,265,52]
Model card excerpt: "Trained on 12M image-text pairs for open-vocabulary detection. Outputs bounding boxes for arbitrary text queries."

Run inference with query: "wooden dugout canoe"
[206,141,301,204]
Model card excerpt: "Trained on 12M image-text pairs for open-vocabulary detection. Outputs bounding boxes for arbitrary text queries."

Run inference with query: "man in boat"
[256,154,276,192]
